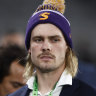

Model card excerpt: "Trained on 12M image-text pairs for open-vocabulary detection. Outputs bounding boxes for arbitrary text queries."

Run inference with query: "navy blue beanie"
[25,9,72,50]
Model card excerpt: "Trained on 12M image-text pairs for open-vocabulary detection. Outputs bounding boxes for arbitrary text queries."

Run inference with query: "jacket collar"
[59,78,79,96]
[21,79,79,96]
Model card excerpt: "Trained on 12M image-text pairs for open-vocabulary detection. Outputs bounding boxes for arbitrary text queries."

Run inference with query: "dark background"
[0,0,96,65]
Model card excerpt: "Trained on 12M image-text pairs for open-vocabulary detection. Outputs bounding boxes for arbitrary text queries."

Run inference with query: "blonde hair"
[23,54,34,80]
[24,47,78,80]
[65,47,78,77]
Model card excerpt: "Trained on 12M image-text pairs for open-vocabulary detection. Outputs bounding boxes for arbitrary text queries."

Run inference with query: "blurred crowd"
[0,30,27,96]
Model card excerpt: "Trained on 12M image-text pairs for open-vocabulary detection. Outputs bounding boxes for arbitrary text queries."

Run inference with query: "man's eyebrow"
[48,35,62,38]
[32,36,43,39]
[10,81,25,86]
[31,35,62,40]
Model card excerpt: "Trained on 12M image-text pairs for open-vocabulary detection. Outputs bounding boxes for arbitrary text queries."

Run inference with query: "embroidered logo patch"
[39,12,50,20]
[69,33,71,38]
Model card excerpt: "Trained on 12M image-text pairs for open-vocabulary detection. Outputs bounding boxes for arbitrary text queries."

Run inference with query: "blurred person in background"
[77,61,96,89]
[0,45,27,96]
[0,29,25,48]
[75,40,96,89]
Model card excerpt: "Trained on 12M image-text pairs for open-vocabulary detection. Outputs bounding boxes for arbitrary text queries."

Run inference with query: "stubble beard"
[31,58,65,73]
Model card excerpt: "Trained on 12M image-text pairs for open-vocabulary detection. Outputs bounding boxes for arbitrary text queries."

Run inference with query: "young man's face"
[29,23,68,72]
[0,61,25,96]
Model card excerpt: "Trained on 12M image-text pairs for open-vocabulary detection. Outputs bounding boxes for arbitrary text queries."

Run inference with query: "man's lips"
[40,55,54,59]
[38,54,55,61]
[38,53,55,61]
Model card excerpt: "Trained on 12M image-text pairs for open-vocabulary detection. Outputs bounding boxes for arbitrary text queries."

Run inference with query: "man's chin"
[32,61,56,72]
[36,66,56,73]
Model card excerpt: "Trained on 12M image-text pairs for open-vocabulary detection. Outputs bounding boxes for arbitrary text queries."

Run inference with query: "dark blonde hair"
[65,47,78,77]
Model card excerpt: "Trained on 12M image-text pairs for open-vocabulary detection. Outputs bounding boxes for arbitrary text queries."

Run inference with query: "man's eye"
[51,38,60,42]
[12,83,20,88]
[34,38,43,42]
[10,81,24,88]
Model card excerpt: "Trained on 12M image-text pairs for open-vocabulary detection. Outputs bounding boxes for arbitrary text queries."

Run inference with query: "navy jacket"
[7,79,96,96]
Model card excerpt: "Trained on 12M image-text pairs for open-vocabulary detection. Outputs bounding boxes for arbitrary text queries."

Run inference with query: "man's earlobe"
[65,45,68,53]
[28,49,31,54]
[66,45,68,50]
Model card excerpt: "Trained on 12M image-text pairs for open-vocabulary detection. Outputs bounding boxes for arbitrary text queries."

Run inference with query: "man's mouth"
[39,55,54,61]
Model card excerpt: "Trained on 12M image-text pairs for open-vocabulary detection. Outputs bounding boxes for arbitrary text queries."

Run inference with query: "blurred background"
[0,0,96,89]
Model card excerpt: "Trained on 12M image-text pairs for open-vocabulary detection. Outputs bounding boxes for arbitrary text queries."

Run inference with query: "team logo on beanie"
[39,12,50,20]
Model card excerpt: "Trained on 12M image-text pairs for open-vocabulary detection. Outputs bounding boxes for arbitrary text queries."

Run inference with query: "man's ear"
[66,44,68,50]
[65,45,68,53]
[28,48,31,54]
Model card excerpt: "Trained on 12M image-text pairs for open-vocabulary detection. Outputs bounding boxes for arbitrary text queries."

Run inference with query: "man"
[0,45,27,96]
[7,0,96,96]
[0,30,25,47]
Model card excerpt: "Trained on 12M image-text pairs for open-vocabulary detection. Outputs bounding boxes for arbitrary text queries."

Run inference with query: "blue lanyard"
[32,77,57,96]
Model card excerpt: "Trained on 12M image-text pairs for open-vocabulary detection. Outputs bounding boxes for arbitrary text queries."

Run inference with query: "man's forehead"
[31,23,64,37]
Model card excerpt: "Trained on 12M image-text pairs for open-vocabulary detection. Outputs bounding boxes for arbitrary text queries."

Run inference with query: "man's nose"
[41,40,51,52]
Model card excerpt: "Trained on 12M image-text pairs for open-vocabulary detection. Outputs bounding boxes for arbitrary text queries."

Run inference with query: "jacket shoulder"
[76,79,96,95]
[7,85,30,96]
[60,78,96,96]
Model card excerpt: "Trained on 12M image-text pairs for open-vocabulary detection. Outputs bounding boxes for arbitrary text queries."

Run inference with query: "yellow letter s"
[39,12,50,20]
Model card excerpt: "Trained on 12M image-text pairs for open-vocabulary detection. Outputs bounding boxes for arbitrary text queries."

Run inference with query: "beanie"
[25,0,72,50]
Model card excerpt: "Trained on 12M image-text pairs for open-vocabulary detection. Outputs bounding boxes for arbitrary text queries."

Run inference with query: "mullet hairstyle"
[24,47,78,80]
[65,47,78,77]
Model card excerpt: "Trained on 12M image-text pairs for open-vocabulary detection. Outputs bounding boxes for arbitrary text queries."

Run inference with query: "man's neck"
[36,64,65,95]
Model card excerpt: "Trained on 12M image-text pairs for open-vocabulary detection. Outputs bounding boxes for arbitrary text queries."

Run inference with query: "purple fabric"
[25,10,72,50]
